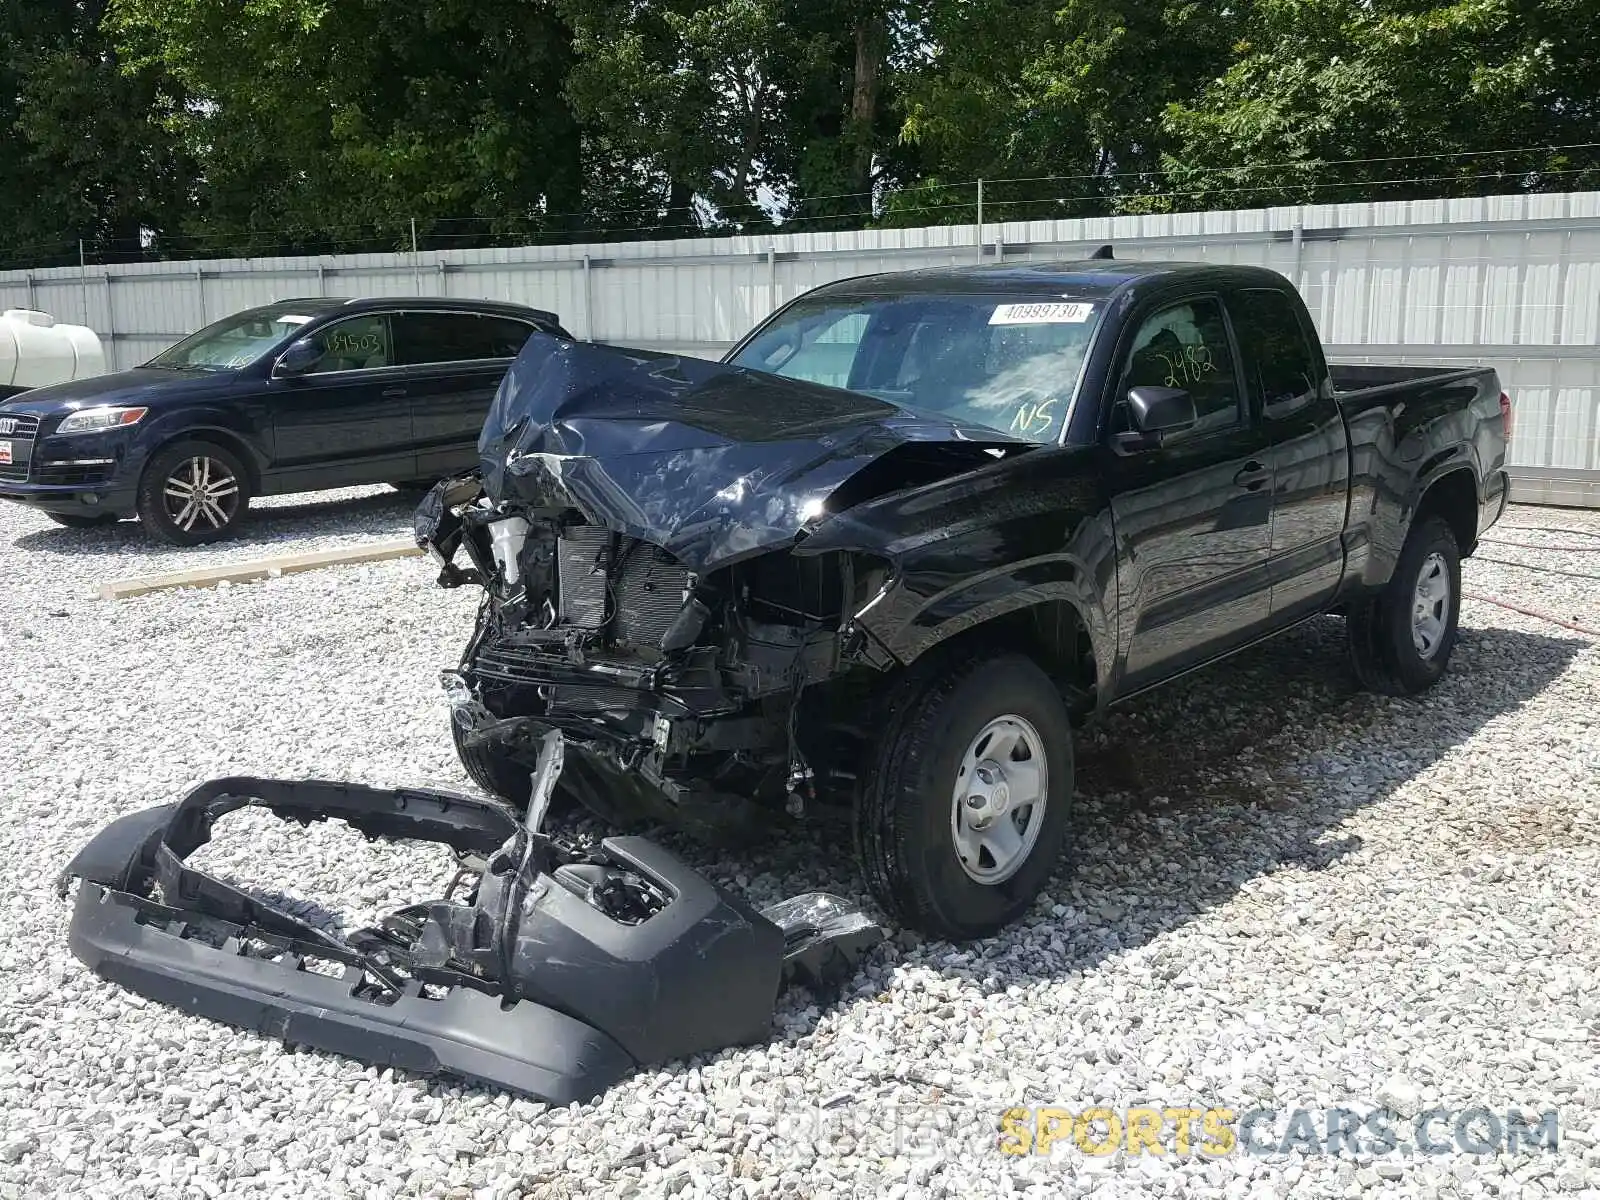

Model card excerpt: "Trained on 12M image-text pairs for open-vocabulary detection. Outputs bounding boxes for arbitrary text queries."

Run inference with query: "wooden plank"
[98,538,422,600]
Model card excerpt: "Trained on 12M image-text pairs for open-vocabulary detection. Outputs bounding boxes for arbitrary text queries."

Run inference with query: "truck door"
[1231,288,1350,622]
[1107,295,1277,690]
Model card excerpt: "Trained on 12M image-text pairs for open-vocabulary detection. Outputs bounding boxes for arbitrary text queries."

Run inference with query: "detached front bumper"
[68,881,635,1104]
[57,759,881,1104]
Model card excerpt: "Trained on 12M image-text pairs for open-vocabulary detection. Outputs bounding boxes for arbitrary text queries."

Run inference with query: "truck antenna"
[1090,244,1114,260]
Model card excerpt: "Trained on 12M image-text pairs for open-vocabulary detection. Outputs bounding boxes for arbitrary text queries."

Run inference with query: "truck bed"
[1329,362,1485,394]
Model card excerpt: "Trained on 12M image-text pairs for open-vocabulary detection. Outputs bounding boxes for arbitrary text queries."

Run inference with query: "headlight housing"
[55,406,148,435]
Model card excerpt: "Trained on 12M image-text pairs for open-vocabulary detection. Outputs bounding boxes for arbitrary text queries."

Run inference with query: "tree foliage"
[0,0,195,266]
[1161,0,1600,206]
[1,0,1597,263]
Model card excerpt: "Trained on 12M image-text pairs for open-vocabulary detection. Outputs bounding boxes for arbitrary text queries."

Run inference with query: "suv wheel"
[855,650,1074,941]
[1347,515,1462,696]
[137,440,251,546]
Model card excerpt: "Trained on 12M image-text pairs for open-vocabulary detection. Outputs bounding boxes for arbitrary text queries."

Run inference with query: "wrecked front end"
[57,734,882,1103]
[417,335,1027,834]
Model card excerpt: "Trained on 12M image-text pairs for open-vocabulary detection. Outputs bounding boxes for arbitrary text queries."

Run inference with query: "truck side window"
[1233,289,1318,411]
[1118,298,1241,436]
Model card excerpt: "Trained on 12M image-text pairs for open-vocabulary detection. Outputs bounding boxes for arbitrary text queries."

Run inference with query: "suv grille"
[0,414,41,483]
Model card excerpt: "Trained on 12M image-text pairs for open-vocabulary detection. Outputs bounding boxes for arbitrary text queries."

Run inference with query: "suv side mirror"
[272,338,321,379]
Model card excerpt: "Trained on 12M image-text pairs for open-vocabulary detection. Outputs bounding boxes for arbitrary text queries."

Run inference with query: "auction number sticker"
[989,302,1095,325]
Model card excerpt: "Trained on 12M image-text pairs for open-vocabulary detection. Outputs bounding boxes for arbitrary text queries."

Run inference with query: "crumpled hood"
[478,333,1027,571]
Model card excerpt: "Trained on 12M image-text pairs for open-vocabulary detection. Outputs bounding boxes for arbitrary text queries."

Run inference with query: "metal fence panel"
[2,190,1599,502]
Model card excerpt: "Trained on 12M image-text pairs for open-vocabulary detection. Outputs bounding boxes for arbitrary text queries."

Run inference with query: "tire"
[854,650,1075,942]
[1347,515,1462,696]
[450,716,578,819]
[137,440,251,546]
[47,513,118,529]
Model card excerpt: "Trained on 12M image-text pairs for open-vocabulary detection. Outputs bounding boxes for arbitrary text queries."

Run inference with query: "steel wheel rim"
[1411,551,1450,659]
[162,455,240,533]
[949,714,1049,885]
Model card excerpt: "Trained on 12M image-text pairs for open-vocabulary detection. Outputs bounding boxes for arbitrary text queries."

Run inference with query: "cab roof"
[805,259,1295,302]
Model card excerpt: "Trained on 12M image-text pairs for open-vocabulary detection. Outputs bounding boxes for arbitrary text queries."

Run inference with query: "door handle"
[1233,461,1270,490]
[382,386,407,398]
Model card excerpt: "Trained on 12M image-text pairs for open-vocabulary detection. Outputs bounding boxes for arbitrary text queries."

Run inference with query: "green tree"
[0,0,194,267]
[109,0,584,253]
[1161,0,1600,208]
[894,0,1244,221]
[561,0,834,231]
[560,0,921,233]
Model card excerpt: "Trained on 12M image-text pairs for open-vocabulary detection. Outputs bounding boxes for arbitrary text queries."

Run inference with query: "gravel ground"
[1,493,1597,1200]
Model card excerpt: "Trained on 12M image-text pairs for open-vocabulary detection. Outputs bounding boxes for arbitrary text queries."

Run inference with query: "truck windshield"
[727,293,1101,443]
[146,303,333,372]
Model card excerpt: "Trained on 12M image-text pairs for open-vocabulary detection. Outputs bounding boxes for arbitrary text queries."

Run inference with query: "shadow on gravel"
[10,489,416,558]
[689,615,1585,989]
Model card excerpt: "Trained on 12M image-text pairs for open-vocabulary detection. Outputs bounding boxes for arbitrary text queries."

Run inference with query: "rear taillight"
[1500,391,1514,441]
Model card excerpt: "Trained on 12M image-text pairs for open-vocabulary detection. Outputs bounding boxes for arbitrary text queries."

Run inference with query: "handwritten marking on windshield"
[1009,397,1057,436]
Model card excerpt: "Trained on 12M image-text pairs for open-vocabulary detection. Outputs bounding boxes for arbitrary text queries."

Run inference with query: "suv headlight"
[55,406,148,435]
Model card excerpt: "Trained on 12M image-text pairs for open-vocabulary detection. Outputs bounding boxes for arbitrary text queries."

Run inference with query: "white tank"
[0,309,108,391]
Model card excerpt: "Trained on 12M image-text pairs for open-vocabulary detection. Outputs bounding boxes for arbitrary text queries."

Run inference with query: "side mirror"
[272,338,322,379]
[1127,385,1197,434]
[1114,385,1197,452]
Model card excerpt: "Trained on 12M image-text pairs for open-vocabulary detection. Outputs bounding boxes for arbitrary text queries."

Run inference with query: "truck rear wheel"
[1347,515,1462,696]
[855,650,1074,942]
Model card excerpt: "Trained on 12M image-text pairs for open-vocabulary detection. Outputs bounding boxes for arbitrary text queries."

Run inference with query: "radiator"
[612,541,693,648]
[557,527,611,629]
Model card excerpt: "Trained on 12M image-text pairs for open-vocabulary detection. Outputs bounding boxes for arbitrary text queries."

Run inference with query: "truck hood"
[0,367,221,415]
[479,334,1029,571]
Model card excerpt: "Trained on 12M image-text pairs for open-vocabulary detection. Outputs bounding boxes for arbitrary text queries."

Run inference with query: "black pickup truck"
[419,258,1511,942]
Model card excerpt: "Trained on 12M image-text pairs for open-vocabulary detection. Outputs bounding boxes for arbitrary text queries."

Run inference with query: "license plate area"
[0,441,10,465]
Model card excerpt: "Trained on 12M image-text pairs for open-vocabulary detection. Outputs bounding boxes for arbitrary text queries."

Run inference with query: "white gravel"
[1,493,1598,1200]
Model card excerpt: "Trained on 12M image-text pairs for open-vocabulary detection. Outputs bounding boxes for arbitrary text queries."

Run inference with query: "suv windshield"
[146,303,337,371]
[727,292,1102,442]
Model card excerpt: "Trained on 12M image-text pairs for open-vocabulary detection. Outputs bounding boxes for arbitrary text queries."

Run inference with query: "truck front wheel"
[450,714,581,820]
[855,651,1075,942]
[1347,515,1462,696]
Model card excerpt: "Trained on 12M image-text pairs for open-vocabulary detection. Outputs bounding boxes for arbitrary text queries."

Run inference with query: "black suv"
[0,297,567,544]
